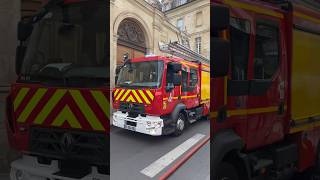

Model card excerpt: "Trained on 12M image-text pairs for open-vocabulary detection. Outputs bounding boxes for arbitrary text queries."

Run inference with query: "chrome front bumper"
[10,155,108,180]
[112,111,164,136]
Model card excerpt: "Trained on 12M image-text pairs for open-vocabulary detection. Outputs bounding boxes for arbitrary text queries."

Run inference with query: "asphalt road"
[110,118,210,180]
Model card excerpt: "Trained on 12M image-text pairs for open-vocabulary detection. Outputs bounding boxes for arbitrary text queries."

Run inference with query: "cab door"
[246,15,286,149]
[184,67,200,108]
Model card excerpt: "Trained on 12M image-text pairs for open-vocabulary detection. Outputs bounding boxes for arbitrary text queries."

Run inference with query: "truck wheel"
[173,113,186,136]
[215,162,239,180]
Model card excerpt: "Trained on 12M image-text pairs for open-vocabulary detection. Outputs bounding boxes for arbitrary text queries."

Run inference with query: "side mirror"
[16,46,27,75]
[168,63,182,72]
[211,5,230,31]
[18,21,33,41]
[173,74,181,86]
[211,38,230,77]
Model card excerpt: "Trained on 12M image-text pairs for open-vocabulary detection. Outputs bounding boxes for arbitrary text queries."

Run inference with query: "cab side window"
[182,68,188,92]
[230,17,250,80]
[189,69,198,90]
[254,22,280,79]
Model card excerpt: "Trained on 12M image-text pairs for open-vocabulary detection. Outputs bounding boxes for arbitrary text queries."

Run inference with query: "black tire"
[215,162,239,180]
[173,113,186,136]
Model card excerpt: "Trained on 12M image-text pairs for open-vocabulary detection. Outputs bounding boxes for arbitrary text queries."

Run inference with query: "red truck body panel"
[212,0,320,172]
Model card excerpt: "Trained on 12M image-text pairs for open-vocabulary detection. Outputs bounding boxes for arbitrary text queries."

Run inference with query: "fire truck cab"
[112,43,210,136]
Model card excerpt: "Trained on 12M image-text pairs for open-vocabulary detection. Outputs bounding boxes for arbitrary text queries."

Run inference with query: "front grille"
[29,127,108,166]
[119,102,145,117]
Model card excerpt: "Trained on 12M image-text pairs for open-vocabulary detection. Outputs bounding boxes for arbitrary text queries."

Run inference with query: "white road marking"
[140,133,206,178]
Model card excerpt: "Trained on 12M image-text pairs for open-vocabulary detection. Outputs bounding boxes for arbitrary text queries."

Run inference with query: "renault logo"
[60,133,74,153]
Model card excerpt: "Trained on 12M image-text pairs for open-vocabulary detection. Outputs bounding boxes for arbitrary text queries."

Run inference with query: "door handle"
[278,102,285,115]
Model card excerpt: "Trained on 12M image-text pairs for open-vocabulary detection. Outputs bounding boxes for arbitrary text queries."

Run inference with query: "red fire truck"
[212,0,320,179]
[112,42,210,136]
[5,0,109,179]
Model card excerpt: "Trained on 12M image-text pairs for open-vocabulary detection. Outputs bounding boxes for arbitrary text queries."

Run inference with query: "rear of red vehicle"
[6,0,109,179]
[212,0,320,180]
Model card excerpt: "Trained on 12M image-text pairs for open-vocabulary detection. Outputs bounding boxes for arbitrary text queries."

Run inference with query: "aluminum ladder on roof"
[158,41,210,64]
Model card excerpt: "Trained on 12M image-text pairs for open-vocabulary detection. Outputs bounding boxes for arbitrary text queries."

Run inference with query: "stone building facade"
[165,0,210,58]
[110,0,210,87]
[110,0,188,87]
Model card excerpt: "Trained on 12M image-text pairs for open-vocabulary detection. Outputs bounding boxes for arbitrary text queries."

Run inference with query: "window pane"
[190,69,198,87]
[230,18,250,80]
[196,12,203,26]
[182,69,188,92]
[254,22,279,79]
[177,18,184,31]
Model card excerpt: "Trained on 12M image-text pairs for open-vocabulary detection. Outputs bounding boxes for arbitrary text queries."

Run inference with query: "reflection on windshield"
[21,1,107,82]
[117,61,163,88]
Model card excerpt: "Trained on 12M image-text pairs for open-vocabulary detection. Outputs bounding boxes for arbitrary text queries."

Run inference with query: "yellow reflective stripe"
[146,90,154,100]
[17,88,47,123]
[290,123,313,134]
[126,95,136,103]
[116,89,125,100]
[138,90,150,104]
[70,90,105,131]
[224,0,284,18]
[121,90,131,101]
[132,90,143,103]
[51,105,81,129]
[181,95,197,99]
[210,106,279,119]
[33,89,67,125]
[114,89,120,97]
[91,91,110,118]
[13,88,30,111]
[294,11,320,25]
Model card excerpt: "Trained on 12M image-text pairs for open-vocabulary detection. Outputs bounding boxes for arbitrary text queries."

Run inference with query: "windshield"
[21,0,107,86]
[116,61,164,88]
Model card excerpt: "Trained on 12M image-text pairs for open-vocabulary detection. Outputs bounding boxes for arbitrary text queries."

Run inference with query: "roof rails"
[159,41,210,64]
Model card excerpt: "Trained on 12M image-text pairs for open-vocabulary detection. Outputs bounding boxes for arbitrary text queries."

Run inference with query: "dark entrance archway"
[116,18,147,66]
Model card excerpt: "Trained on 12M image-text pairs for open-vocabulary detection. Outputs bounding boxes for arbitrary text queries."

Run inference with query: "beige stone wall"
[165,0,210,58]
[0,0,21,173]
[0,0,20,88]
[110,0,186,88]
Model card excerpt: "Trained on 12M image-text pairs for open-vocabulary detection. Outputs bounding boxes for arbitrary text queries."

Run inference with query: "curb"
[159,135,210,180]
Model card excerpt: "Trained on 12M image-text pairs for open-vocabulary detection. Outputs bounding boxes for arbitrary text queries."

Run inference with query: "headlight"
[147,121,151,127]
[154,122,162,128]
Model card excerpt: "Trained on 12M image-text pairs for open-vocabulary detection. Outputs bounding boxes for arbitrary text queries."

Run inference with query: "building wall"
[165,0,210,58]
[0,0,21,173]
[0,0,20,89]
[110,0,186,87]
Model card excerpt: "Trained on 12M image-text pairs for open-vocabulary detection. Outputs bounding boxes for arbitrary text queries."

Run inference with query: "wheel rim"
[177,117,184,131]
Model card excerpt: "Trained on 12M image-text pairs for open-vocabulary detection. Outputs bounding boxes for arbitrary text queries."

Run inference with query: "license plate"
[124,124,136,131]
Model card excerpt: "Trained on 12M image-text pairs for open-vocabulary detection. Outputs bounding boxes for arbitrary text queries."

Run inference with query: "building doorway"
[116,18,147,66]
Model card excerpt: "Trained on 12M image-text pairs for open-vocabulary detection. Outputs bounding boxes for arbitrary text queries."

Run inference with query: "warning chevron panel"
[12,85,110,132]
[113,88,154,104]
